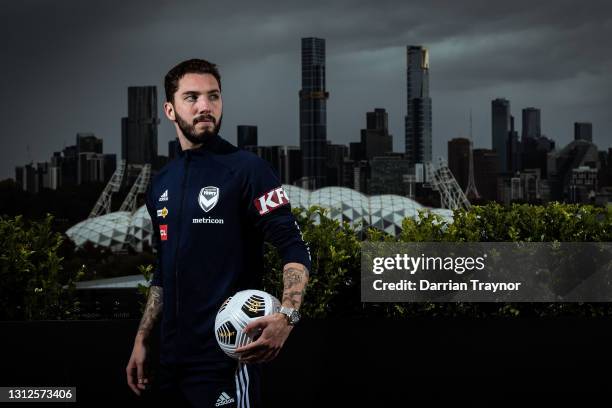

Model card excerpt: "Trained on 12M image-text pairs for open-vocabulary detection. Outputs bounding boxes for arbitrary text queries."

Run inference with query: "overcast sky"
[1,0,611,180]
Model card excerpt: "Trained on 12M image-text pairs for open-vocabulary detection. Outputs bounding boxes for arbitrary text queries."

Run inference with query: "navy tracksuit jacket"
[145,134,312,369]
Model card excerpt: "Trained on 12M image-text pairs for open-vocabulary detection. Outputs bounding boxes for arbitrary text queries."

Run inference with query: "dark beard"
[175,112,223,145]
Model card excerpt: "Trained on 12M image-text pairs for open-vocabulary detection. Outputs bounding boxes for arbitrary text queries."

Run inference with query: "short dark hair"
[164,58,222,102]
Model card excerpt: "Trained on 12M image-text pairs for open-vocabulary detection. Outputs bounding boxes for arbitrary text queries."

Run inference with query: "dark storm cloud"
[1,0,611,180]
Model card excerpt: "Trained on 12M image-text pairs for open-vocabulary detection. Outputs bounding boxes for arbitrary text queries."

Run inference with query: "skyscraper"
[507,115,521,173]
[361,108,393,160]
[253,145,302,185]
[299,37,329,189]
[61,145,78,187]
[522,135,555,178]
[369,154,411,196]
[77,132,103,154]
[473,148,500,202]
[405,46,432,169]
[448,137,470,191]
[76,132,102,184]
[491,98,511,172]
[77,152,105,185]
[121,86,159,166]
[574,122,593,142]
[326,142,348,186]
[522,107,541,140]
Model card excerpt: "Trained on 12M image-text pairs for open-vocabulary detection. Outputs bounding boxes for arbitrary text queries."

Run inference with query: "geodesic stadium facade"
[283,186,453,236]
[66,205,154,253]
[65,185,453,252]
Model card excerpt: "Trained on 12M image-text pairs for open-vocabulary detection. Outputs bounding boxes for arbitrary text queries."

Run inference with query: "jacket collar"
[177,134,222,157]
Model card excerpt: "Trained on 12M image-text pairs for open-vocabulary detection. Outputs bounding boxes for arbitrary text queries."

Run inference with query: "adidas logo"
[159,189,168,202]
[215,391,235,407]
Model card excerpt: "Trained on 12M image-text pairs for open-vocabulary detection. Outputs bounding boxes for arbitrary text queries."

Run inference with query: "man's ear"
[163,101,175,121]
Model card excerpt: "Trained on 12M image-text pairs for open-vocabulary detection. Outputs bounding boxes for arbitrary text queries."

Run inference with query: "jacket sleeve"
[145,185,164,287]
[244,157,312,273]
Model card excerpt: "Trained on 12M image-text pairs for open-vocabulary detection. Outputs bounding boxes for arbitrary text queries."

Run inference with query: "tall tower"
[448,137,470,190]
[522,107,541,140]
[361,108,393,159]
[404,46,432,169]
[491,98,510,172]
[574,122,593,142]
[299,37,329,189]
[465,111,481,200]
[121,86,160,166]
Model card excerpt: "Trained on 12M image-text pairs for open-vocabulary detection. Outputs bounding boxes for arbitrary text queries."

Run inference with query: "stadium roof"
[66,185,453,251]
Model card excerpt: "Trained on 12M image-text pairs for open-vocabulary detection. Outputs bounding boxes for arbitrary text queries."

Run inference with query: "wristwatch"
[279,306,301,326]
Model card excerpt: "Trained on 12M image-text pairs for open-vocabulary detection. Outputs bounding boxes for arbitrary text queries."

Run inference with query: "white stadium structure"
[66,184,454,252]
[66,159,467,252]
[67,204,153,252]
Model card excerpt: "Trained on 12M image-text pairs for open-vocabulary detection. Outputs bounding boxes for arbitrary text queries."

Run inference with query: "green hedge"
[5,202,612,319]
[262,203,612,318]
[0,215,83,320]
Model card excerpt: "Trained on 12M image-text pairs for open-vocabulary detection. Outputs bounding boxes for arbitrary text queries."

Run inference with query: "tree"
[0,214,84,320]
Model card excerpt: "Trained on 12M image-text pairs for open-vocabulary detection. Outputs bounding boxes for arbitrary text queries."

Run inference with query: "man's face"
[168,73,223,145]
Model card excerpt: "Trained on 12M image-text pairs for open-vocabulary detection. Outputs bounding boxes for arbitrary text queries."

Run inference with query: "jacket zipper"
[175,152,191,319]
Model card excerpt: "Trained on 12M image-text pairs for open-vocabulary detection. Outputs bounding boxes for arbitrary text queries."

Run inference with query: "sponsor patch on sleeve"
[159,224,168,241]
[254,187,290,216]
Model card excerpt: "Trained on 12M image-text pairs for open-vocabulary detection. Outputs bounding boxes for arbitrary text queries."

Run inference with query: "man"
[126,59,312,408]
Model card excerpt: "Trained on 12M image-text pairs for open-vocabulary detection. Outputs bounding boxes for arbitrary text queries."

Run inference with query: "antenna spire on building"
[465,109,481,200]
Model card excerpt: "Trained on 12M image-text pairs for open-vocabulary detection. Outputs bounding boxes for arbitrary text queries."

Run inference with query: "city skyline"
[1,0,611,180]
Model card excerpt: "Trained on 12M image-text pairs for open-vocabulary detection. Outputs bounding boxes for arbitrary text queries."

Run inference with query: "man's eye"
[209,94,219,101]
[185,95,197,102]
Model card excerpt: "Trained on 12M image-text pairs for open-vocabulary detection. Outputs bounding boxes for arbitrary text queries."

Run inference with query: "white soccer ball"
[214,289,281,359]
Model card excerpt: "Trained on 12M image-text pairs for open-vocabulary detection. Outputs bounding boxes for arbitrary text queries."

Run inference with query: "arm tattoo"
[137,285,163,339]
[282,265,309,310]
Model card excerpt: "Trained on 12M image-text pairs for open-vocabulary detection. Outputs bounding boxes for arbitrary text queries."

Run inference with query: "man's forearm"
[136,285,163,342]
[281,263,309,310]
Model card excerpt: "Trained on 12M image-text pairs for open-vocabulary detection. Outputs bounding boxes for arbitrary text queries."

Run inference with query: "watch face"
[290,310,300,324]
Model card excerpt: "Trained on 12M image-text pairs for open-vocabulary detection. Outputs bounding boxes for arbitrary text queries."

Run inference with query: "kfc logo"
[159,224,168,241]
[254,187,290,215]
